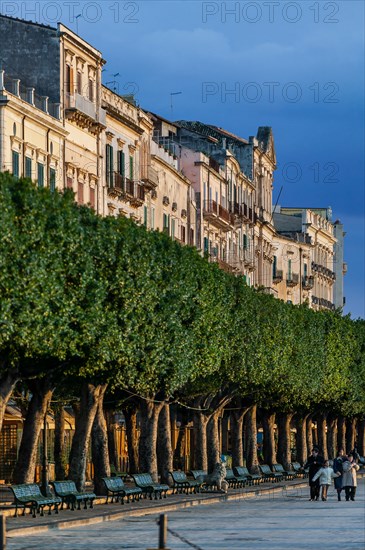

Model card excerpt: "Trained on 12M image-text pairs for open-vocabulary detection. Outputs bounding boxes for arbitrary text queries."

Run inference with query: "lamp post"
[41,412,51,496]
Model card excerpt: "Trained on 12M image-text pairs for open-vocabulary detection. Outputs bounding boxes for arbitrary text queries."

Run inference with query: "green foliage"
[1,172,364,418]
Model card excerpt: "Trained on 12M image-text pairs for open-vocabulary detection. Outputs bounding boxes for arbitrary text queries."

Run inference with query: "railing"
[311,262,336,280]
[141,166,159,188]
[203,200,234,228]
[65,93,96,120]
[286,273,299,286]
[312,295,335,310]
[302,275,314,290]
[273,269,283,283]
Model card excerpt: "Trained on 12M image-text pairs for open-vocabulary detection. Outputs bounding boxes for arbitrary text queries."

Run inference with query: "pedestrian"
[333,448,345,501]
[342,453,360,501]
[304,447,325,501]
[312,459,341,501]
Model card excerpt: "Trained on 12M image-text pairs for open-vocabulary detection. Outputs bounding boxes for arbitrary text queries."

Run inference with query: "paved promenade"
[4,479,365,550]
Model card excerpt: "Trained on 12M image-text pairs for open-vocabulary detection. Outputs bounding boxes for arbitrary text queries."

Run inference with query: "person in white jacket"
[342,453,360,501]
[312,460,341,501]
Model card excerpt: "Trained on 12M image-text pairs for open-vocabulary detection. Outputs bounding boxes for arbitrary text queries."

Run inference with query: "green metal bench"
[131,473,169,500]
[272,463,296,480]
[259,464,283,483]
[10,483,61,518]
[225,468,247,488]
[51,481,95,510]
[233,466,262,485]
[292,462,307,478]
[102,477,142,504]
[169,471,201,494]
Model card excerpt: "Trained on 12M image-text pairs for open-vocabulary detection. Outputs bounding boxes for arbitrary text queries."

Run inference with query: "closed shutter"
[25,157,32,179]
[37,163,44,187]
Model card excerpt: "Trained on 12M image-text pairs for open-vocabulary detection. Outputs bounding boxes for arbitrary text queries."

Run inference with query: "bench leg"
[55,504,59,515]
[90,498,94,509]
[83,500,87,510]
[48,505,52,515]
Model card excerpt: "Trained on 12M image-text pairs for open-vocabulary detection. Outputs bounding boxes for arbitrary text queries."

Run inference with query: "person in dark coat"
[304,447,325,500]
[333,448,344,501]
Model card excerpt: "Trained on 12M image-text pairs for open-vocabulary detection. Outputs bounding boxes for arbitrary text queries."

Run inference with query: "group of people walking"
[304,447,360,502]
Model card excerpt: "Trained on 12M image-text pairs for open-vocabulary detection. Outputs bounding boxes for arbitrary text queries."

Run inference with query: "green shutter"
[12,151,19,178]
[273,255,277,277]
[106,145,114,187]
[118,150,125,178]
[25,157,32,179]
[37,163,44,188]
[143,206,147,227]
[129,156,134,180]
[49,168,56,192]
[288,259,292,279]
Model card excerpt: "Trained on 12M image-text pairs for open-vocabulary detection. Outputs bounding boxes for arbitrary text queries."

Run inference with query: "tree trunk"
[0,369,19,434]
[306,416,313,454]
[244,405,259,473]
[68,383,106,491]
[105,409,118,471]
[192,411,209,470]
[173,418,188,471]
[207,409,221,473]
[346,417,357,454]
[295,414,308,465]
[92,386,110,495]
[261,410,276,467]
[54,404,67,480]
[138,399,164,480]
[357,418,365,457]
[157,403,173,485]
[124,405,139,474]
[13,377,54,484]
[230,409,248,468]
[316,413,328,460]
[337,416,346,452]
[326,415,337,460]
[277,412,293,470]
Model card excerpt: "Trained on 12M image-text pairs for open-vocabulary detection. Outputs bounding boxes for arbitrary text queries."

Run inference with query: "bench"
[225,468,247,488]
[292,461,308,478]
[259,464,283,483]
[190,470,217,490]
[10,483,61,518]
[51,481,95,510]
[131,473,169,500]
[233,466,262,485]
[169,471,201,494]
[272,463,296,480]
[102,477,142,504]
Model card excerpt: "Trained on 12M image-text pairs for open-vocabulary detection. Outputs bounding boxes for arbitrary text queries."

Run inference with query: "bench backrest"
[170,471,188,483]
[132,473,154,487]
[234,466,249,477]
[225,469,235,478]
[273,463,285,473]
[11,484,42,499]
[52,481,78,495]
[260,464,273,475]
[102,477,125,491]
[190,470,207,480]
[292,462,301,471]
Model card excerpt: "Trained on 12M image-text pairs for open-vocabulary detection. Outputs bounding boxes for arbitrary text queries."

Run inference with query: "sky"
[3,0,364,318]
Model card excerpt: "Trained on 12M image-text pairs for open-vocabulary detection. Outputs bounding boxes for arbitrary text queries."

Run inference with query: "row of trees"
[0,173,364,492]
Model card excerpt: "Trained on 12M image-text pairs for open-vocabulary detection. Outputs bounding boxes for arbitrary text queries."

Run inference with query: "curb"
[6,481,308,538]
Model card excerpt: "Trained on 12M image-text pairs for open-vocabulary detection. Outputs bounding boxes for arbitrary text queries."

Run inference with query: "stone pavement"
[3,478,365,549]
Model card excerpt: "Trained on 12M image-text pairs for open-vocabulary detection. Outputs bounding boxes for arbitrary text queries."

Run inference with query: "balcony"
[209,256,235,274]
[312,295,335,311]
[141,166,159,190]
[203,200,234,231]
[125,178,145,207]
[302,275,314,290]
[286,273,299,287]
[311,262,336,281]
[273,269,283,284]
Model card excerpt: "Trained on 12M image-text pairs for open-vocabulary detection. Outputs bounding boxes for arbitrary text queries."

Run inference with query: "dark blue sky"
[6,1,364,318]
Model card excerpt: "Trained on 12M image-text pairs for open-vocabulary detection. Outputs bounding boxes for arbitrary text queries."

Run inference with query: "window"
[304,263,308,277]
[204,237,209,254]
[77,71,82,94]
[129,156,134,180]
[243,234,248,250]
[49,168,56,192]
[181,226,186,243]
[190,228,194,246]
[143,206,148,227]
[106,144,114,187]
[171,218,175,238]
[12,151,19,178]
[67,176,73,189]
[89,187,95,209]
[273,255,277,277]
[118,150,125,178]
[25,157,32,179]
[37,162,44,187]
[163,213,170,235]
[88,79,94,102]
[78,181,84,204]
[288,259,292,280]
[66,65,72,94]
